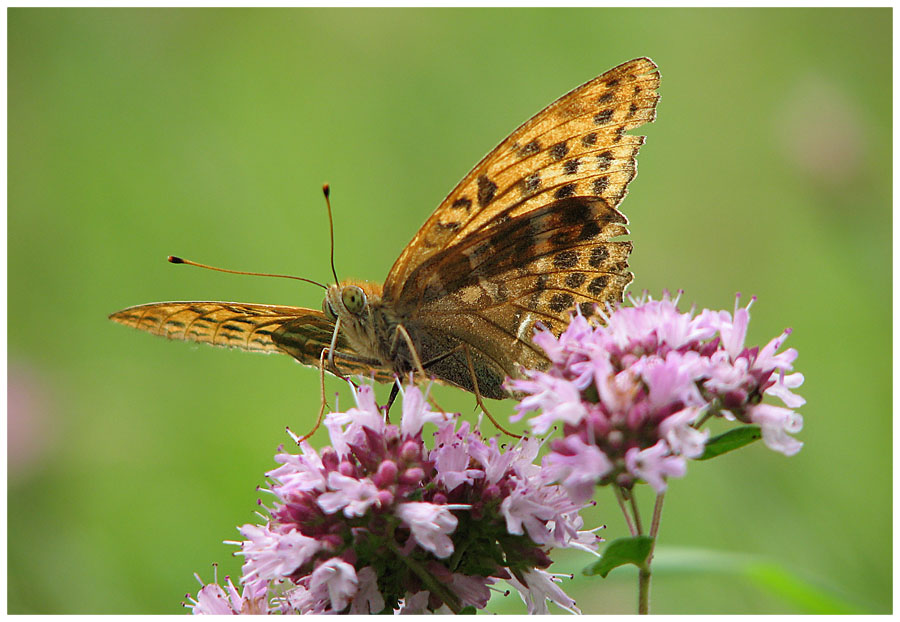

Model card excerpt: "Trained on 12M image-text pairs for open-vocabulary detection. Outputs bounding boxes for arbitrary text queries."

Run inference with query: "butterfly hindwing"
[273,316,396,383]
[399,197,631,383]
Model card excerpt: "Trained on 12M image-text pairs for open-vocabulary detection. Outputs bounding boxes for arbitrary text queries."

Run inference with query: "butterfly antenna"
[167,256,327,289]
[322,184,340,285]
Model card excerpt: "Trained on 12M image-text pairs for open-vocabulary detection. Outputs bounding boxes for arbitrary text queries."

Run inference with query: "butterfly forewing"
[109,302,302,352]
[385,57,659,295]
[109,302,394,381]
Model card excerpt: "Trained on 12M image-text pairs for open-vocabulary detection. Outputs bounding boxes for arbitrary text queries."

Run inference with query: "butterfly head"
[322,280,384,350]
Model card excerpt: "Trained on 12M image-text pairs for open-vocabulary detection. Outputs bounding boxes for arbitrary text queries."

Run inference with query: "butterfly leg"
[462,344,522,439]
[390,325,456,415]
[325,316,348,380]
[391,324,430,382]
[295,348,331,443]
[383,382,400,419]
[317,347,362,392]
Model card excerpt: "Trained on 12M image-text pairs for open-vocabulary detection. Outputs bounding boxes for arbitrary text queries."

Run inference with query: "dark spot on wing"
[470,240,493,260]
[581,132,597,147]
[565,272,587,288]
[519,139,541,157]
[553,250,578,269]
[588,276,609,295]
[521,172,541,195]
[563,158,580,175]
[610,259,629,274]
[598,91,615,104]
[550,141,569,161]
[512,235,533,257]
[594,109,614,125]
[452,197,472,211]
[549,293,575,314]
[596,150,613,170]
[579,221,602,240]
[477,175,497,207]
[560,198,591,225]
[592,177,609,195]
[554,183,576,199]
[589,246,609,268]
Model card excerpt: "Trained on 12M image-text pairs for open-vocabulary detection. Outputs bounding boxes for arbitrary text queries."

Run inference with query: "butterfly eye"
[322,298,337,322]
[341,286,366,314]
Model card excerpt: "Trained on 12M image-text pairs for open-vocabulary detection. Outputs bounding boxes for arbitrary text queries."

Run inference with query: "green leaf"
[583,535,654,577]
[698,425,761,460]
[459,605,477,615]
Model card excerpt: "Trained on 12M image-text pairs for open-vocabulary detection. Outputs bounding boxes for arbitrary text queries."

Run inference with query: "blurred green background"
[8,7,891,614]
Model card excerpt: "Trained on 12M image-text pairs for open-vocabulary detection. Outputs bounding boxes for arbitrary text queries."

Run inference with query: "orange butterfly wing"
[108,302,394,382]
[383,58,660,385]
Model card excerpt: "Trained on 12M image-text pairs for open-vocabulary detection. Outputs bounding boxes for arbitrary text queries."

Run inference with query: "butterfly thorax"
[323,280,400,365]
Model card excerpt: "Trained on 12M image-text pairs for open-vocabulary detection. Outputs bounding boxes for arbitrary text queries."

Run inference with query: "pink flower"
[659,407,708,459]
[348,567,384,614]
[191,582,241,615]
[396,502,462,558]
[432,429,485,491]
[451,573,493,609]
[399,384,445,437]
[625,441,687,493]
[309,558,358,612]
[512,292,805,500]
[507,569,580,615]
[542,436,613,504]
[237,525,321,585]
[190,383,595,614]
[512,374,588,434]
[749,403,804,456]
[266,444,326,495]
[316,472,381,517]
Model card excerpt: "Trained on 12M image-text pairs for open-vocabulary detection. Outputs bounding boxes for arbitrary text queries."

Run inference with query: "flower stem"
[614,485,637,536]
[629,491,644,535]
[638,566,651,614]
[637,492,666,615]
[650,492,665,541]
[693,409,714,429]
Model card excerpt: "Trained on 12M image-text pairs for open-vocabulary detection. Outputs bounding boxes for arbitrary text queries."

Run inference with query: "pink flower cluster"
[188,384,599,614]
[508,292,805,499]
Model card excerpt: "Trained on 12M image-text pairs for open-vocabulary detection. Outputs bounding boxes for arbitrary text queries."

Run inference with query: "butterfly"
[109,57,660,406]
